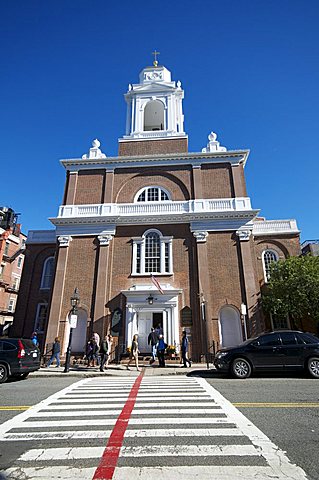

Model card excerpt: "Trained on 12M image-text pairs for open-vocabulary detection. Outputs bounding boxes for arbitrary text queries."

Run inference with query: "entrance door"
[138,312,152,353]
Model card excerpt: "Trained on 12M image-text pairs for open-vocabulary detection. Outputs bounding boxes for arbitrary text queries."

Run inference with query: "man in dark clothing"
[99,335,109,371]
[47,337,61,367]
[181,330,191,368]
[148,327,159,364]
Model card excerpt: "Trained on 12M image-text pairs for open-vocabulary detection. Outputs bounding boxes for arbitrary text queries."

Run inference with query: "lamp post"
[64,288,80,373]
[241,303,248,340]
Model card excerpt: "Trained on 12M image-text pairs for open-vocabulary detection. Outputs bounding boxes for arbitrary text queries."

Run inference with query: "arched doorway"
[70,308,88,354]
[219,305,243,347]
[144,100,165,131]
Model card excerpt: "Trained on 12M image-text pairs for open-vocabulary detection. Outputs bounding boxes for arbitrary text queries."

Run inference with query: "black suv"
[0,338,40,383]
[214,330,319,379]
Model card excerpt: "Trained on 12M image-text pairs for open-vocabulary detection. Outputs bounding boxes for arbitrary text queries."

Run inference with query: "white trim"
[262,249,279,283]
[40,256,55,290]
[132,229,173,275]
[134,185,171,202]
[60,150,249,171]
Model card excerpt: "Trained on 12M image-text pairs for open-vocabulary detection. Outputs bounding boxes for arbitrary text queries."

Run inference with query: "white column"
[173,301,180,353]
[160,240,166,273]
[162,309,168,343]
[166,309,172,345]
[168,239,173,273]
[131,97,136,133]
[141,240,145,274]
[132,242,137,275]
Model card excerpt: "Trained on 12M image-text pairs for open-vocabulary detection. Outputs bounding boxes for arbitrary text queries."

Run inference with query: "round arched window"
[262,250,279,281]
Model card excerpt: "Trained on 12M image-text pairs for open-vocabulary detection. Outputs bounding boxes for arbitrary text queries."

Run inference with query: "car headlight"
[216,352,229,358]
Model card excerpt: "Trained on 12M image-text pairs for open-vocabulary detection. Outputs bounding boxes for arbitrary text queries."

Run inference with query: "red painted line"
[92,371,144,480]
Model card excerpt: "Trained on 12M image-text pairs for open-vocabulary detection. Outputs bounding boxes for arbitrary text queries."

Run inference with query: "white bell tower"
[120,62,187,142]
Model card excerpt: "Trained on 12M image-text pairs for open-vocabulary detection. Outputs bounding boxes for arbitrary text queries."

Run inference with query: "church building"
[12,60,300,361]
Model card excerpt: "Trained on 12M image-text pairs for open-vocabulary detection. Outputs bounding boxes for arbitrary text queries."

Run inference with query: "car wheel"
[308,357,319,378]
[231,358,252,379]
[0,364,8,384]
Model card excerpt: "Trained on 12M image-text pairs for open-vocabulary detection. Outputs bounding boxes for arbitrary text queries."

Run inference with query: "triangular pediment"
[130,83,177,93]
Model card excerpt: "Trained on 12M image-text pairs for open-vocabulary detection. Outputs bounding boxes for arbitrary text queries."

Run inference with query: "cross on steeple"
[152,50,160,67]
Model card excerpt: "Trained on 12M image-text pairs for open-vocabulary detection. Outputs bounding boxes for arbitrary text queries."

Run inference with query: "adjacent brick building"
[0,207,26,333]
[13,63,300,360]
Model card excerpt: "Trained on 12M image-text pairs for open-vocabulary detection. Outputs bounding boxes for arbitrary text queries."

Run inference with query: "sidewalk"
[31,363,214,378]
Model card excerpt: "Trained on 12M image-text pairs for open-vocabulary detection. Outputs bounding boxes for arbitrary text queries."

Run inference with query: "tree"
[262,255,319,332]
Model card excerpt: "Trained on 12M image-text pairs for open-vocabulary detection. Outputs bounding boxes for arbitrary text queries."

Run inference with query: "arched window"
[135,186,170,203]
[132,229,173,275]
[262,250,279,282]
[40,257,55,289]
[144,100,165,131]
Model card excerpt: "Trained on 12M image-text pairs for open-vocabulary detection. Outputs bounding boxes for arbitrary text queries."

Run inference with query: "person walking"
[47,337,61,368]
[181,330,192,368]
[148,327,158,365]
[99,335,109,372]
[105,334,113,366]
[157,334,167,368]
[86,337,99,367]
[127,334,141,371]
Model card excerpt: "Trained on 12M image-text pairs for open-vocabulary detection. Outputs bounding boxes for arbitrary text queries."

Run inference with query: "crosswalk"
[0,376,308,479]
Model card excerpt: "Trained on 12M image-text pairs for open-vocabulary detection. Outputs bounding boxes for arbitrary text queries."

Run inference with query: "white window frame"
[132,229,173,275]
[262,249,279,282]
[34,303,48,333]
[40,256,55,290]
[134,186,171,203]
[8,298,15,312]
[17,256,23,268]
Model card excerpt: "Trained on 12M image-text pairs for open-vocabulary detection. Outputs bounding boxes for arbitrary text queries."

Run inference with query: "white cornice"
[60,149,250,171]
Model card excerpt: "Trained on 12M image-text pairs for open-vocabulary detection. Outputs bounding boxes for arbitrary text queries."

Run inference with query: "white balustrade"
[253,220,299,235]
[57,197,253,220]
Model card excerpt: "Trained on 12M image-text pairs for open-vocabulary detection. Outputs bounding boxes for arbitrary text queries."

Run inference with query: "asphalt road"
[202,371,319,480]
[0,372,318,479]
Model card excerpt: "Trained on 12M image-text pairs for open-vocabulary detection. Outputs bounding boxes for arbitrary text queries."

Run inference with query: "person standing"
[181,330,192,368]
[148,327,158,365]
[99,335,109,372]
[31,332,39,347]
[47,337,61,368]
[127,334,141,371]
[157,334,167,368]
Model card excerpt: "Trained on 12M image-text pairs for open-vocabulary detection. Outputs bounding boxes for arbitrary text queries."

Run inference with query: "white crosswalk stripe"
[1,376,308,479]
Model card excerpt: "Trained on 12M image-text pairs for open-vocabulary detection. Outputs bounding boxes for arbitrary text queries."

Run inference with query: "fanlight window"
[132,229,172,275]
[40,257,55,289]
[136,186,170,202]
[262,250,279,282]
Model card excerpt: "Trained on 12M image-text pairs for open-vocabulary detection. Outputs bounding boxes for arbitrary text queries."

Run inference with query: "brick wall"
[12,243,56,342]
[118,138,188,156]
[74,170,105,205]
[113,166,192,203]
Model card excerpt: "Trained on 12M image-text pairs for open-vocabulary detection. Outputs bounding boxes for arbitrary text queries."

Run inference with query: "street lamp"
[147,294,154,305]
[63,288,80,373]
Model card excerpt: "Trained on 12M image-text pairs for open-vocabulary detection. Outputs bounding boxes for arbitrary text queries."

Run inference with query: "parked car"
[0,338,40,383]
[214,330,319,379]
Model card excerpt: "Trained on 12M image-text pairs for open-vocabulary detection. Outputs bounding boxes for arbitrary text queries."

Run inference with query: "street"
[0,371,317,479]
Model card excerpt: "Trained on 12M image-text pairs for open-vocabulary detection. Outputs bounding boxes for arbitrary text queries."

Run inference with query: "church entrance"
[138,311,163,353]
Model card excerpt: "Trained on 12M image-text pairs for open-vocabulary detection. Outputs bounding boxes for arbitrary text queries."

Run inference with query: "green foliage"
[262,255,319,329]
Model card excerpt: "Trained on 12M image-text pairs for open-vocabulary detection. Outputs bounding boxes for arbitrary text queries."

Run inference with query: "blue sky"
[1,0,318,242]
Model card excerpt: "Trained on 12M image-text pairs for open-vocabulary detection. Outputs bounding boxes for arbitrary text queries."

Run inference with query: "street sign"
[69,314,78,329]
